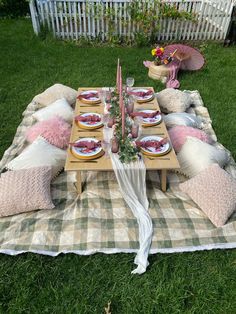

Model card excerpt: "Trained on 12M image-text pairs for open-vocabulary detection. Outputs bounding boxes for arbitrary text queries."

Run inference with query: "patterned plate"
[132,88,154,103]
[76,112,103,130]
[140,135,171,156]
[70,137,103,160]
[78,90,101,104]
[140,110,162,127]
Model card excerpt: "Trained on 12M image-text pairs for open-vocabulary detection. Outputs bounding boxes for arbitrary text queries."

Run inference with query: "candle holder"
[111,136,119,153]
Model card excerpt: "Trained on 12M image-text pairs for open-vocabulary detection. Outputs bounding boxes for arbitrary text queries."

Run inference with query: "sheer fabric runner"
[104,128,153,274]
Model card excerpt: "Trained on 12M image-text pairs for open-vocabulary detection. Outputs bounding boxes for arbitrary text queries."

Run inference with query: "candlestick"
[116,58,120,93]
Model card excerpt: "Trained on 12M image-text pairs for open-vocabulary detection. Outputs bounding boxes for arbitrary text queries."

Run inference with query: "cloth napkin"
[75,115,101,123]
[129,89,153,98]
[77,92,99,100]
[70,140,101,150]
[130,110,160,119]
[136,138,168,150]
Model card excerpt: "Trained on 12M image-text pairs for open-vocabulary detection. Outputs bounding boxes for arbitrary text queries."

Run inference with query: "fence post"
[29,0,40,35]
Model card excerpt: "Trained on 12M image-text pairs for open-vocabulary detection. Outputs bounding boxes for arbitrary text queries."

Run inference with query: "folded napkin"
[129,89,153,98]
[75,115,101,123]
[136,138,168,149]
[77,92,99,100]
[70,140,101,150]
[130,110,160,119]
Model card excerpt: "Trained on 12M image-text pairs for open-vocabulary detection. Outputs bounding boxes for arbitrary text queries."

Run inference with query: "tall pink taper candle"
[116,58,120,92]
[119,66,125,138]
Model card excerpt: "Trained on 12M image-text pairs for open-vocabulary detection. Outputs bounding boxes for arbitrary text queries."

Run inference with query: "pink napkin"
[70,140,101,149]
[77,92,99,100]
[75,115,101,123]
[129,89,153,98]
[130,110,160,119]
[136,138,168,150]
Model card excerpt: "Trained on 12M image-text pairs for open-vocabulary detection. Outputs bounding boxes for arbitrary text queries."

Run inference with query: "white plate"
[71,137,102,157]
[77,112,103,128]
[132,88,154,101]
[79,90,100,102]
[140,110,162,125]
[140,135,170,155]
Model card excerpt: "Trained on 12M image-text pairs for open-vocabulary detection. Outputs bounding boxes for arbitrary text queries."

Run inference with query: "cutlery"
[70,160,98,163]
[147,157,170,160]
[77,130,101,132]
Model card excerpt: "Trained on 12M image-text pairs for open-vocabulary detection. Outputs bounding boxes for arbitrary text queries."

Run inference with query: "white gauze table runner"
[104,128,153,274]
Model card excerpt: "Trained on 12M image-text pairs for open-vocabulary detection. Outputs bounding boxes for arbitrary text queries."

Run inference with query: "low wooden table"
[65,87,180,194]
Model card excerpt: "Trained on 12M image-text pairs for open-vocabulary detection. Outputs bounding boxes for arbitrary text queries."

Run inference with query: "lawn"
[0,18,236,314]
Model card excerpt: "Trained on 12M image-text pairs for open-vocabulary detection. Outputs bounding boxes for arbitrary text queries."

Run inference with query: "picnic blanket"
[0,91,236,257]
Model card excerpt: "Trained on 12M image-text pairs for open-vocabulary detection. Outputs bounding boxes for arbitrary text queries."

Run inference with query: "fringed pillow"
[177,137,230,178]
[180,164,236,227]
[26,117,71,149]
[169,125,212,153]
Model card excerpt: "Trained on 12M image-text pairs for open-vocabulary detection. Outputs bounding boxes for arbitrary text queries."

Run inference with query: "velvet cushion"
[33,83,77,106]
[0,166,55,217]
[177,137,230,178]
[32,98,74,123]
[180,164,236,227]
[6,136,66,178]
[169,125,212,153]
[25,117,71,149]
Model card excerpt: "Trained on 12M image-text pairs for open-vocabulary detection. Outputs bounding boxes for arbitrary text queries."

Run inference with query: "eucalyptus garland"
[109,89,140,163]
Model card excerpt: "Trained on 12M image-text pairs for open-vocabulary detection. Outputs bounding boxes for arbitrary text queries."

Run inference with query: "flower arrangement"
[151,47,165,66]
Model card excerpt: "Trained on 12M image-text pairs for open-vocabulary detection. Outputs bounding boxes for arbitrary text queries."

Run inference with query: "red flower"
[155,48,164,57]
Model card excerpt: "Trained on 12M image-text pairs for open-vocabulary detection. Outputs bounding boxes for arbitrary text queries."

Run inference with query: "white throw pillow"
[32,98,74,123]
[177,137,230,178]
[156,88,195,113]
[6,137,66,178]
[163,113,203,129]
[33,83,77,106]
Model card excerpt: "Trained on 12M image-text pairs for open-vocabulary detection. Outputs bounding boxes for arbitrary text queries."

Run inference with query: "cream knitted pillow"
[6,137,66,178]
[180,164,236,227]
[0,167,54,217]
[33,83,77,106]
[32,98,74,123]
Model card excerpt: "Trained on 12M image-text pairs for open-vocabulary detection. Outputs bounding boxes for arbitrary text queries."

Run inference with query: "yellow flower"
[151,49,156,56]
[160,47,164,52]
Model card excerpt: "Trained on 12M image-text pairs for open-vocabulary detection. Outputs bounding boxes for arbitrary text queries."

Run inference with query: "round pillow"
[26,117,71,149]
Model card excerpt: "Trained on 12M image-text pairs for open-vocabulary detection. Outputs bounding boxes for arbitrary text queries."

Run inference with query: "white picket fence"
[29,0,235,41]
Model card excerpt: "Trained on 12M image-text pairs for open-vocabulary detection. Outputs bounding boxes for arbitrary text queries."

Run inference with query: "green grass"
[0,19,236,314]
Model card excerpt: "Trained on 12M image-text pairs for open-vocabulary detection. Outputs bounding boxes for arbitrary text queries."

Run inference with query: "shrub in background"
[0,0,29,18]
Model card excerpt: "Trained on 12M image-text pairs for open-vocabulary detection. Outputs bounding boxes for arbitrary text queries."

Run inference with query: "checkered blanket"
[0,91,236,256]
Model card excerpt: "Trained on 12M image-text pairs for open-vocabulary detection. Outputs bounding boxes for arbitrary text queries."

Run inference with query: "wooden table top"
[65,87,180,172]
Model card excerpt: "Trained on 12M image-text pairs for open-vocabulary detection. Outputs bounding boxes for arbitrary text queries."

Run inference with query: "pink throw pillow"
[26,117,71,149]
[168,125,212,153]
[0,167,55,217]
[180,164,236,227]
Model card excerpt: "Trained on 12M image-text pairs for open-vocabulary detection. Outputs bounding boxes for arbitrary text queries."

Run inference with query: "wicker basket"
[148,62,170,81]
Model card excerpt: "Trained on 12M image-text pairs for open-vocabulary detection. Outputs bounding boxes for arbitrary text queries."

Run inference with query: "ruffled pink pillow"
[168,125,212,153]
[26,117,71,149]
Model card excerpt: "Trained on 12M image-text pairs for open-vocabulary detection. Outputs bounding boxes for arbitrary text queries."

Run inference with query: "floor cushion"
[163,112,203,129]
[25,117,71,149]
[0,166,55,217]
[180,163,236,227]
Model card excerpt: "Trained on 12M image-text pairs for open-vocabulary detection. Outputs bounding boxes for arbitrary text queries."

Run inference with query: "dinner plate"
[132,88,154,103]
[78,90,101,104]
[140,110,162,127]
[70,137,103,160]
[76,112,103,130]
[140,135,171,156]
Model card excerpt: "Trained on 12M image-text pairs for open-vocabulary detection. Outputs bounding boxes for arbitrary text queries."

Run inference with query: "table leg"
[76,171,82,195]
[161,169,167,192]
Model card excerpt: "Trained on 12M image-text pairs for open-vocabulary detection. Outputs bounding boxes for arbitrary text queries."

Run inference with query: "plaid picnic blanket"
[0,91,236,256]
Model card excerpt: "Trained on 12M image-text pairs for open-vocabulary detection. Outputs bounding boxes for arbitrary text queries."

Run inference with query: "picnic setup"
[0,47,236,275]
